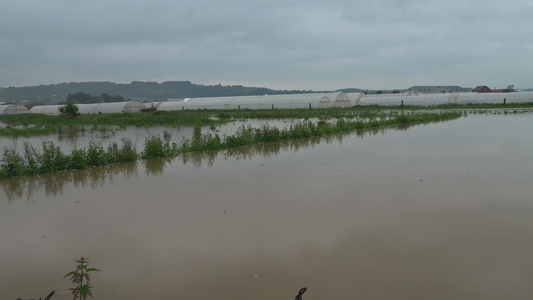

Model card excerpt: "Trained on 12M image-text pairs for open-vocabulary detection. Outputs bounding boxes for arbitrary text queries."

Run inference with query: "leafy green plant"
[141,135,179,159]
[58,101,80,118]
[64,257,101,300]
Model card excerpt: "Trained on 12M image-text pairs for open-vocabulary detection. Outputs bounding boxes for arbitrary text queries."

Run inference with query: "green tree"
[58,101,80,118]
[67,92,94,104]
[113,94,125,102]
[100,93,114,103]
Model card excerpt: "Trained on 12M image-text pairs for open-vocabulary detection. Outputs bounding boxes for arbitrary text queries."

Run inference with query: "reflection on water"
[0,163,138,203]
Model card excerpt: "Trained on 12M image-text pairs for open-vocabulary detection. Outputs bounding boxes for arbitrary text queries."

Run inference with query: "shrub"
[69,148,88,170]
[0,147,25,178]
[39,141,69,173]
[58,101,80,118]
[86,141,107,167]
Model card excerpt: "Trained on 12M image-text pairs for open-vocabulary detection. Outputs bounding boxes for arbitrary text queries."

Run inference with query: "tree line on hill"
[0,81,340,104]
[66,92,127,104]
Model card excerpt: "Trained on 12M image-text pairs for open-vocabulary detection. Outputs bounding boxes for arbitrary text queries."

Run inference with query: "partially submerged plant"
[64,257,101,300]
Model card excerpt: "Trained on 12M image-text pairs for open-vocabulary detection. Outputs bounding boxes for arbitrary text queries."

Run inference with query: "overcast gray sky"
[1,0,532,90]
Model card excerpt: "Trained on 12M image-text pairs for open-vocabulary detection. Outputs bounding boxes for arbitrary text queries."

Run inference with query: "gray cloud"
[1,0,532,90]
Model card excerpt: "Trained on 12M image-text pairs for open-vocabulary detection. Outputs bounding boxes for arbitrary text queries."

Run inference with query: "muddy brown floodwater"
[1,113,533,300]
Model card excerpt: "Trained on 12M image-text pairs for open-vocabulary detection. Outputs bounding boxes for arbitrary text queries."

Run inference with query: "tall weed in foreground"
[64,257,101,300]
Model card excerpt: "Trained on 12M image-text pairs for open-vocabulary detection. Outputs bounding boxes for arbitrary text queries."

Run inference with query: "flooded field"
[1,113,533,299]
[0,118,298,154]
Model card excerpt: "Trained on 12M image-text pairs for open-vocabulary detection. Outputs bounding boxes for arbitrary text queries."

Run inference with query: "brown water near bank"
[1,114,533,299]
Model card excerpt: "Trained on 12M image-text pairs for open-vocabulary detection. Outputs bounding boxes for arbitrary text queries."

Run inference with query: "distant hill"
[0,81,327,104]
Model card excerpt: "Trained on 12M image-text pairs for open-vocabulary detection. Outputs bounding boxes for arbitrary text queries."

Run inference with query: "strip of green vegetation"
[2,102,533,137]
[179,111,460,152]
[1,139,138,178]
[0,111,223,137]
[0,112,460,179]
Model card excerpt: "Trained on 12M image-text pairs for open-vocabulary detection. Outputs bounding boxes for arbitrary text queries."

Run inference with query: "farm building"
[472,86,492,93]
[0,104,30,115]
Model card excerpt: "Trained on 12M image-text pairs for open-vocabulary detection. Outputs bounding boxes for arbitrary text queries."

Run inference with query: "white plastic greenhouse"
[0,104,30,115]
[350,92,533,107]
[156,92,351,111]
[26,92,533,115]
[30,105,62,115]
[455,92,533,105]
[30,101,146,115]
[90,101,146,114]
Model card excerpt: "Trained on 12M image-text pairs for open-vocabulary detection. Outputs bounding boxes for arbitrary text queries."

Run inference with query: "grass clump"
[141,135,179,159]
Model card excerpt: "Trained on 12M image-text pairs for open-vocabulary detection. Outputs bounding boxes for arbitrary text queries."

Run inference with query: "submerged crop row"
[0,112,461,179]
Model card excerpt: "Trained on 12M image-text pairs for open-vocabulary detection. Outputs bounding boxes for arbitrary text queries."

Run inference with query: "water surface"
[1,113,533,299]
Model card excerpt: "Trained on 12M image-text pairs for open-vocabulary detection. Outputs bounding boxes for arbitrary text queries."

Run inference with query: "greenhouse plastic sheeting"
[26,92,533,114]
[30,105,62,115]
[157,93,347,111]
[457,92,533,104]
[354,92,533,106]
[77,103,100,114]
[92,101,146,114]
[0,104,30,115]
[30,101,146,115]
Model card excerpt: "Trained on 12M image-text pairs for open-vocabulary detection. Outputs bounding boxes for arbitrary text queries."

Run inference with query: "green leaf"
[86,268,101,272]
[80,285,89,300]
[63,271,77,278]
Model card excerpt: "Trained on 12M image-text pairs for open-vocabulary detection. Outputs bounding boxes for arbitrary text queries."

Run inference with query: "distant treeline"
[66,92,127,104]
[0,81,348,104]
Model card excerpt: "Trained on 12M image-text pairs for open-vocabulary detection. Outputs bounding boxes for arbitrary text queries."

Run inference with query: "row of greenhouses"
[28,101,147,115]
[3,92,533,115]
[156,92,352,111]
[354,92,533,106]
[155,91,533,111]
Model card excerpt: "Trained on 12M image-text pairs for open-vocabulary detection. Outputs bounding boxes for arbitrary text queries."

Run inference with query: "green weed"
[64,257,101,300]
